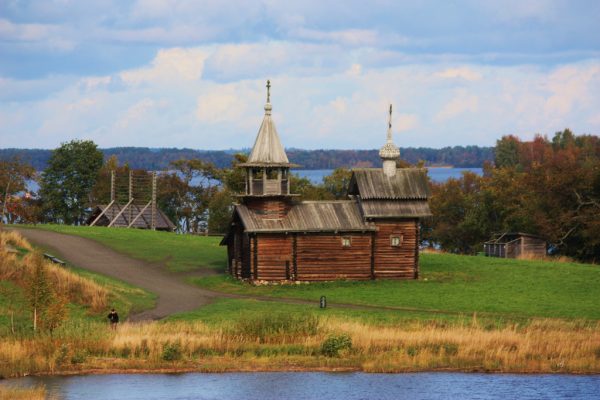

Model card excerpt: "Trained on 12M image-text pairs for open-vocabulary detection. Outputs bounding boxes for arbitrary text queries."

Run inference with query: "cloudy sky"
[1,0,599,150]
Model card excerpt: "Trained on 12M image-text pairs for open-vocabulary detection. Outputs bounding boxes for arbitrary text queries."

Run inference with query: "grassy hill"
[2,227,600,376]
[31,224,225,272]
[26,225,600,321]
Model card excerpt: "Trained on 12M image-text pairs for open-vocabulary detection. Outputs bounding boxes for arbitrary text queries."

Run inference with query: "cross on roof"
[387,104,393,141]
[266,80,271,103]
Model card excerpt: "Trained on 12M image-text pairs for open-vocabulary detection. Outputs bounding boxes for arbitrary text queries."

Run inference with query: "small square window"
[341,237,351,247]
[391,235,403,247]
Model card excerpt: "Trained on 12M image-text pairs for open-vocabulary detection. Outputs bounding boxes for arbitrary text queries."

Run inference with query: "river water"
[4,372,599,400]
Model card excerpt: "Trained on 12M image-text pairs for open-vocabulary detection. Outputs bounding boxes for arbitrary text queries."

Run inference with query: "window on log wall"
[390,235,403,247]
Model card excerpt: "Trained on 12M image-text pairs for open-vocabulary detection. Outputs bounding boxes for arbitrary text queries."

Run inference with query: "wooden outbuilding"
[484,232,547,259]
[86,203,175,231]
[221,82,431,282]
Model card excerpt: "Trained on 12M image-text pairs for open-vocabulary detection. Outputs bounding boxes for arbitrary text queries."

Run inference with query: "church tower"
[238,80,298,218]
[379,104,400,177]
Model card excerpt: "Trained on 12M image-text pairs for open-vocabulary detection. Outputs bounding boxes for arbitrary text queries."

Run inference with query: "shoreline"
[5,357,600,379]
[8,366,600,378]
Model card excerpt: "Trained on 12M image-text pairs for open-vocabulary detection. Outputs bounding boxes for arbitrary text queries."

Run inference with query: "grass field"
[191,253,600,320]
[3,227,600,376]
[28,224,225,272]
[18,224,600,322]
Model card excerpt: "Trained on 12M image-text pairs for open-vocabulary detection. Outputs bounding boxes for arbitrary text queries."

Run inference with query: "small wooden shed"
[86,204,175,231]
[484,232,546,259]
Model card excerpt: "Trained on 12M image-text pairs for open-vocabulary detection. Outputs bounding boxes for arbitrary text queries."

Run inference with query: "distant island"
[0,146,493,170]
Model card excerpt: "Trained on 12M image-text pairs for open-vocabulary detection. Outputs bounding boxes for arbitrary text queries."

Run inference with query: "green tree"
[494,136,521,169]
[39,140,103,224]
[322,168,351,199]
[208,189,234,234]
[221,153,248,193]
[24,255,53,333]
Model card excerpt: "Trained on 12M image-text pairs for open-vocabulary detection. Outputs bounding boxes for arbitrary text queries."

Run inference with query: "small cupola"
[238,80,298,197]
[379,104,400,177]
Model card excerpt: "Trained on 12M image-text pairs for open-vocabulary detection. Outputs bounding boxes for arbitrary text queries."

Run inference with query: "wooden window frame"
[341,236,352,248]
[390,235,403,247]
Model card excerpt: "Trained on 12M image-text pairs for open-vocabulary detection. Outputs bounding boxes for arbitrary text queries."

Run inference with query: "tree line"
[424,130,600,262]
[0,145,494,171]
[1,129,598,262]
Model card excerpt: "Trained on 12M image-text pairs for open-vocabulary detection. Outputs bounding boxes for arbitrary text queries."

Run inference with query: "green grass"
[166,297,484,326]
[67,266,156,318]
[17,224,600,322]
[0,236,156,322]
[190,253,600,320]
[0,281,31,336]
[24,224,226,272]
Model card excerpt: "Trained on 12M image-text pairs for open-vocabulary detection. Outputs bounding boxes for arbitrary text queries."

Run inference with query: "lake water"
[4,372,599,400]
[291,167,482,184]
[24,168,481,193]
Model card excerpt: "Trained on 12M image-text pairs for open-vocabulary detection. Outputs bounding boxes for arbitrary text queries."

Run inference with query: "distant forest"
[0,146,494,170]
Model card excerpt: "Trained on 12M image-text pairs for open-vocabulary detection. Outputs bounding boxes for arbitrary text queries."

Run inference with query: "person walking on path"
[107,308,119,330]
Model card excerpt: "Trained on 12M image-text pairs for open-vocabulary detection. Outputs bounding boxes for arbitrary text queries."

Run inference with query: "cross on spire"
[266,80,271,103]
[387,103,393,142]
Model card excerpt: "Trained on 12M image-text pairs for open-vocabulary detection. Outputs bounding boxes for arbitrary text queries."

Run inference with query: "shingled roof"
[348,168,431,200]
[239,81,296,167]
[235,200,374,233]
[359,199,432,218]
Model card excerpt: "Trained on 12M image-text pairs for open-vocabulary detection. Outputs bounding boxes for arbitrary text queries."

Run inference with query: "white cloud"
[435,90,479,122]
[436,67,482,81]
[395,114,419,132]
[0,43,599,150]
[120,47,208,86]
[0,18,75,50]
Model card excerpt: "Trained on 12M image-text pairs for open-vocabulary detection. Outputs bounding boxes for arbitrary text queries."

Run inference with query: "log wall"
[255,234,293,280]
[373,219,418,279]
[229,223,421,281]
[296,233,372,281]
[245,198,292,219]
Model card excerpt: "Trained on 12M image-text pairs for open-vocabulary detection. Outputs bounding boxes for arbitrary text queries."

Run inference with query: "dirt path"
[7,228,474,322]
[9,228,220,321]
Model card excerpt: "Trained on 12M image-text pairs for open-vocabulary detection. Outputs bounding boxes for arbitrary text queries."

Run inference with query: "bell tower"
[238,80,298,218]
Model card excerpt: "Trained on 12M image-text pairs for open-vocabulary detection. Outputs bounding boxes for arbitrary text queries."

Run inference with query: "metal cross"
[266,80,271,103]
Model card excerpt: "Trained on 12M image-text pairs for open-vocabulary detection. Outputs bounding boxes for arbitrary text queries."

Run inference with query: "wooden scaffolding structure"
[88,170,173,231]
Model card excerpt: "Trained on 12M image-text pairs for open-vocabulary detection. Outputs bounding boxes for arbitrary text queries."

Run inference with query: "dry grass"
[0,230,32,251]
[0,385,49,400]
[1,316,599,377]
[0,232,109,312]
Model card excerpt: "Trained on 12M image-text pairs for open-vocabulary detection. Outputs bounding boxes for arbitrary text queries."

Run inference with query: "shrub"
[70,350,87,364]
[594,347,600,360]
[55,344,69,366]
[321,334,352,357]
[162,342,182,361]
[406,346,419,357]
[443,343,459,356]
[233,313,319,343]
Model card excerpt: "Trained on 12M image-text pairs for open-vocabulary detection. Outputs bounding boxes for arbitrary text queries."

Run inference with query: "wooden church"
[221,82,431,281]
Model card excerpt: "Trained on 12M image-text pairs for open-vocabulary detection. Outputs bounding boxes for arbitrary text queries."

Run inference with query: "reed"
[0,230,32,251]
[0,385,49,400]
[1,315,598,377]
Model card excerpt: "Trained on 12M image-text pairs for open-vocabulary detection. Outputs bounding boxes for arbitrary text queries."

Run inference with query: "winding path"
[5,227,468,322]
[9,228,220,321]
